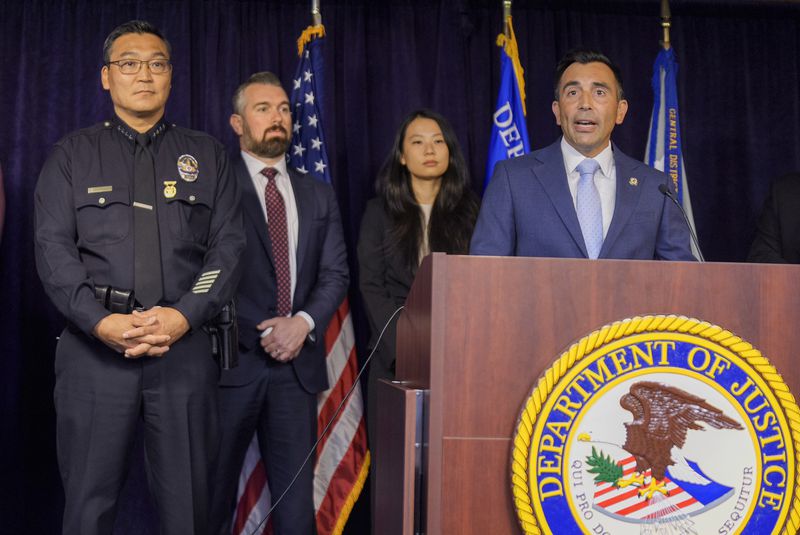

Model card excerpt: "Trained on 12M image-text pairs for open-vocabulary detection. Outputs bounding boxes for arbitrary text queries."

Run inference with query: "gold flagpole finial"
[312,0,322,26]
[660,0,671,50]
[503,0,512,38]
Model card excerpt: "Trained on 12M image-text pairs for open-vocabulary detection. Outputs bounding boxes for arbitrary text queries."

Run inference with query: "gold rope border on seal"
[510,314,800,535]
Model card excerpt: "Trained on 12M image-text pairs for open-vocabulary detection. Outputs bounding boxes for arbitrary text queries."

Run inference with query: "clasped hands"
[93,306,190,358]
[258,316,310,363]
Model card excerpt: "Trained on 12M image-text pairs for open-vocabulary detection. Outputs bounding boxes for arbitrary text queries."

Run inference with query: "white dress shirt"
[561,138,616,239]
[418,202,432,265]
[241,151,314,331]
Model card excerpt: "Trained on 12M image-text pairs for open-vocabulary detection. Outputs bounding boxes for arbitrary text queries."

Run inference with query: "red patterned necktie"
[261,167,291,316]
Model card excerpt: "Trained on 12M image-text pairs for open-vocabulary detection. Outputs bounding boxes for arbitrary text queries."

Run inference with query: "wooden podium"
[373,254,800,534]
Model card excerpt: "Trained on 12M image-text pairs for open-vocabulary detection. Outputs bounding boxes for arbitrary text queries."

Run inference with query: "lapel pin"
[629,177,639,186]
[163,180,177,199]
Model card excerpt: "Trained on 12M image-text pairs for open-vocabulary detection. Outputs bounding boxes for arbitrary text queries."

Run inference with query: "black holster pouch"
[206,301,238,370]
[94,285,135,313]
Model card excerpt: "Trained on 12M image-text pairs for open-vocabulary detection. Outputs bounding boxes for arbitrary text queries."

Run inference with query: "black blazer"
[357,198,415,376]
[221,156,349,391]
[748,173,800,264]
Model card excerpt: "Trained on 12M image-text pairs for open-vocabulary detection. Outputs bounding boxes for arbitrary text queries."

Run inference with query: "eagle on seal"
[617,381,743,497]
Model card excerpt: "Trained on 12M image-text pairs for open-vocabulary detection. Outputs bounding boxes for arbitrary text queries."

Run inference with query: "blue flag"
[484,17,530,191]
[645,47,699,256]
[288,32,331,184]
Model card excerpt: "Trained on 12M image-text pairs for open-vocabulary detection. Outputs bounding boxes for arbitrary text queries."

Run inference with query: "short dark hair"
[103,20,171,65]
[554,48,625,101]
[232,72,284,115]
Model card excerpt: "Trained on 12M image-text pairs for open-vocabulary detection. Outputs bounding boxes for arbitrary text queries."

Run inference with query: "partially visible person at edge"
[748,172,800,263]
[33,20,244,534]
[357,109,479,454]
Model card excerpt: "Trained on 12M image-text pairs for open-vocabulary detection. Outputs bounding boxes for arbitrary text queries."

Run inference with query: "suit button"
[98,197,106,205]
[189,195,196,202]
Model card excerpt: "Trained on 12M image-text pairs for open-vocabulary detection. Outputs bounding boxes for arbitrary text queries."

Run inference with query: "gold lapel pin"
[163,181,177,199]
[629,177,639,186]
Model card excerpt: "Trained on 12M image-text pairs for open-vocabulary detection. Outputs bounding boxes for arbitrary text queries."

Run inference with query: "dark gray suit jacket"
[220,156,349,392]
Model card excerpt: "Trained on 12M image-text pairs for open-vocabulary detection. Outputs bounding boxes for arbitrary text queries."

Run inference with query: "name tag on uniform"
[87,186,113,194]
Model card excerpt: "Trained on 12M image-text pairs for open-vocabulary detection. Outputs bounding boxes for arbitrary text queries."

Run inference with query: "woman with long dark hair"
[358,109,479,449]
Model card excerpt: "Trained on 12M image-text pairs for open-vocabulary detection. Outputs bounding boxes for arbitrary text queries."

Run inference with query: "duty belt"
[92,284,238,369]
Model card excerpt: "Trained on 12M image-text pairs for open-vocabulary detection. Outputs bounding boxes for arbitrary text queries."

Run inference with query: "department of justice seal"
[177,154,199,182]
[511,315,800,535]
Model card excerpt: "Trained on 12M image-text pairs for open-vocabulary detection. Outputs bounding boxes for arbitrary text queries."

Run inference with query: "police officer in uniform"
[33,21,244,534]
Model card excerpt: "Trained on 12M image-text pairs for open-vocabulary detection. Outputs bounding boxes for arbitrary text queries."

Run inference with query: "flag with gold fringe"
[484,16,530,191]
[645,46,699,259]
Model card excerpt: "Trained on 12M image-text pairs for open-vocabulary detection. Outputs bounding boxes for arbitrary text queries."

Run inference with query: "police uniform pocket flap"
[76,186,130,209]
[75,185,131,244]
[164,181,213,208]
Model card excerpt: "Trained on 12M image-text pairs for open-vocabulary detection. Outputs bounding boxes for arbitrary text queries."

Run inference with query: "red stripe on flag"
[593,484,618,498]
[324,300,348,355]
[596,486,641,508]
[615,485,683,517]
[593,465,638,498]
[233,460,267,535]
[316,345,358,455]
[316,422,369,534]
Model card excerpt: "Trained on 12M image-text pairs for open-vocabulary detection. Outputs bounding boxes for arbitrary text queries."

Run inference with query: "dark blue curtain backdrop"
[2,0,799,532]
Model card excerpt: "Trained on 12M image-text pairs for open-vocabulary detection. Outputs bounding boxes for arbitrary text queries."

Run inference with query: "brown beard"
[244,124,290,159]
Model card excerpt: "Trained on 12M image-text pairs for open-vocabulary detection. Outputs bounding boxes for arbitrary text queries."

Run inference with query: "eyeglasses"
[107,59,172,75]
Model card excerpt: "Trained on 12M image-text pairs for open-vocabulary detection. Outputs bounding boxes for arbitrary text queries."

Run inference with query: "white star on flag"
[311,137,322,150]
[304,92,315,105]
[308,114,319,128]
[293,78,301,90]
[314,160,327,173]
[293,120,302,134]
[293,144,307,157]
[303,69,313,82]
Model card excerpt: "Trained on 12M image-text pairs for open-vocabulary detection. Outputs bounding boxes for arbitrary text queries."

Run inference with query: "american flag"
[232,25,370,535]
[591,455,732,523]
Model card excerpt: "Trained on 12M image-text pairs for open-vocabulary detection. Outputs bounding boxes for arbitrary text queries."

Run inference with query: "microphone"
[658,183,704,262]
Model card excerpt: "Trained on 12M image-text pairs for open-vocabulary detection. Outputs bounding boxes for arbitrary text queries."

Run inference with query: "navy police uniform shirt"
[34,116,245,335]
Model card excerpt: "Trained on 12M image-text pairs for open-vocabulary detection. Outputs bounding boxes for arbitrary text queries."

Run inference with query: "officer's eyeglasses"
[107,59,172,75]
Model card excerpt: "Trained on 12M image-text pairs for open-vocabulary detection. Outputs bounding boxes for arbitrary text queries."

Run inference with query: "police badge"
[177,154,199,182]
[511,315,800,535]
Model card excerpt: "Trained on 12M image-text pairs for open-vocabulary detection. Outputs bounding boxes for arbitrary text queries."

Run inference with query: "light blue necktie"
[576,158,603,259]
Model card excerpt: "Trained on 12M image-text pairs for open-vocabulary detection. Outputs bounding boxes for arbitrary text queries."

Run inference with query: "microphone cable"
[658,182,705,262]
[246,304,406,535]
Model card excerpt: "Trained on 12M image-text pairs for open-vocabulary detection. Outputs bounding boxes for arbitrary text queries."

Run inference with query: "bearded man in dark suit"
[210,71,349,535]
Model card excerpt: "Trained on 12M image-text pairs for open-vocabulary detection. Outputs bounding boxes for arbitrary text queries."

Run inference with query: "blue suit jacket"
[470,140,695,260]
[220,156,349,391]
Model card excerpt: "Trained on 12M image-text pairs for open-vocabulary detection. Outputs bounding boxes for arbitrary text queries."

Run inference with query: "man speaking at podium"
[470,49,694,261]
